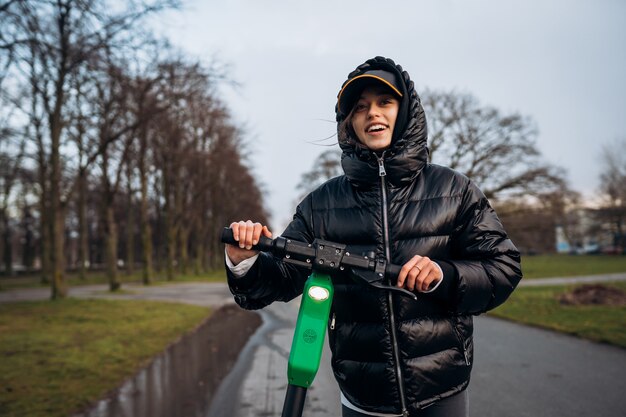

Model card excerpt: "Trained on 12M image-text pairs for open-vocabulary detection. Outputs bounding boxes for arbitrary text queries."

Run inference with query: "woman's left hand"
[397,255,443,292]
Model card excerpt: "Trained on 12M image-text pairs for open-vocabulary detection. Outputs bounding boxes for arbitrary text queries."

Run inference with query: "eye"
[353,102,367,112]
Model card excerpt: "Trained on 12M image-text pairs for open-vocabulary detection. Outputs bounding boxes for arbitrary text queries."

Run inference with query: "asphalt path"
[471,316,626,417]
[205,299,341,417]
[206,300,626,417]
[2,274,625,416]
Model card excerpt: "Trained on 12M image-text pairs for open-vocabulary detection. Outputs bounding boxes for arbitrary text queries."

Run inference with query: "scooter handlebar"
[221,227,402,278]
[385,263,402,279]
[220,227,274,252]
[220,227,420,299]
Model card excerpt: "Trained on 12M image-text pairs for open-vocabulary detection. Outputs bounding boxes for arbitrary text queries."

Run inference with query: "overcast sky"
[157,0,626,231]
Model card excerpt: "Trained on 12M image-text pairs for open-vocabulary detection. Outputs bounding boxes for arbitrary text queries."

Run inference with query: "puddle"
[74,305,261,417]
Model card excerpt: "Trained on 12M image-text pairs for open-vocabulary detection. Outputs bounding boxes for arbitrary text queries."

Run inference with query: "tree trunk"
[163,171,175,281]
[100,146,120,291]
[104,204,120,291]
[139,151,153,285]
[21,208,35,273]
[194,239,204,275]
[141,209,153,285]
[1,210,12,276]
[33,68,50,284]
[39,189,51,284]
[153,178,163,273]
[50,103,67,299]
[51,205,67,299]
[179,226,189,275]
[165,213,175,281]
[125,168,135,276]
[78,169,88,280]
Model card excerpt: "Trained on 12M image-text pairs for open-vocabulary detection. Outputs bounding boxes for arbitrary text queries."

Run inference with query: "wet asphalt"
[2,274,625,417]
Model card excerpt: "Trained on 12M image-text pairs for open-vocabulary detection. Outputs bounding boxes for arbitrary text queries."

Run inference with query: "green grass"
[0,268,227,291]
[491,281,626,348]
[521,254,626,279]
[0,298,211,417]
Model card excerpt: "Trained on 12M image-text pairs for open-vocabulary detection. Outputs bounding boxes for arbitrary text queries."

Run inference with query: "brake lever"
[350,269,417,301]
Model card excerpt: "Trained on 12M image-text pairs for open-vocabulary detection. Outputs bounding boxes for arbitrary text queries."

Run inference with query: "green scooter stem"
[281,272,334,417]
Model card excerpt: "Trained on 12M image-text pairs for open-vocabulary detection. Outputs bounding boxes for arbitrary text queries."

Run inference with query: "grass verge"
[490,281,626,348]
[0,268,227,291]
[521,254,626,279]
[0,298,210,417]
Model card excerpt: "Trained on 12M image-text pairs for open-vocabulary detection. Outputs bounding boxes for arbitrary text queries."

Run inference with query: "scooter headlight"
[308,286,330,301]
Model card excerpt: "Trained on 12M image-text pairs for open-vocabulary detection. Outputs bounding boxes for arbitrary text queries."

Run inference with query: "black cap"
[337,69,403,115]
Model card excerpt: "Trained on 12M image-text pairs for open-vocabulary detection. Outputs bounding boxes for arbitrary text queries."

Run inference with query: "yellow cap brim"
[337,74,403,114]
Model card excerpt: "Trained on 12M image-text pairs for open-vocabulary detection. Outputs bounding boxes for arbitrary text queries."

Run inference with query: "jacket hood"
[335,56,429,188]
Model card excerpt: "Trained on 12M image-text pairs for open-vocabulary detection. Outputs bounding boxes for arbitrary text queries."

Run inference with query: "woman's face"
[350,86,400,151]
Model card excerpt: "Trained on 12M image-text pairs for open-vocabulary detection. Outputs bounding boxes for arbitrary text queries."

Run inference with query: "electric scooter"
[220,228,416,417]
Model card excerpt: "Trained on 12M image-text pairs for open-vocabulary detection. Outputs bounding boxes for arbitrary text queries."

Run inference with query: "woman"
[225,56,522,417]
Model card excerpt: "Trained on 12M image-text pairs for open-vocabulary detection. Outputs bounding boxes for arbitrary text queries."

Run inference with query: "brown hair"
[337,112,354,146]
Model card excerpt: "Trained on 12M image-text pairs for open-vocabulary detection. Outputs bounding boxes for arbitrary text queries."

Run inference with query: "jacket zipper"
[376,154,409,417]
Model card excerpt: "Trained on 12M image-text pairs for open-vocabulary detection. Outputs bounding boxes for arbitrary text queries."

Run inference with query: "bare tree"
[2,0,177,298]
[124,56,171,285]
[0,132,26,275]
[422,89,566,200]
[150,59,226,279]
[596,138,626,250]
[3,1,272,290]
[137,91,157,284]
[92,60,136,290]
[296,149,342,201]
[204,123,269,267]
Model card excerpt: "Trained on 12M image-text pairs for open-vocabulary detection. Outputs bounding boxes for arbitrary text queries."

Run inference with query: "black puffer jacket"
[227,56,522,416]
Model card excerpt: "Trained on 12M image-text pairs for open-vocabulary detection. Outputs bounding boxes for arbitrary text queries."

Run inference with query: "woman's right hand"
[225,220,273,266]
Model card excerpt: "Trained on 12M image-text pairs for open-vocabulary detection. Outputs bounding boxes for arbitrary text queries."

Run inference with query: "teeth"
[367,124,386,132]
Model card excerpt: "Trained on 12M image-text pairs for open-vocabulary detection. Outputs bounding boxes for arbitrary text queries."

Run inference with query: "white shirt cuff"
[420,261,444,293]
[225,248,259,278]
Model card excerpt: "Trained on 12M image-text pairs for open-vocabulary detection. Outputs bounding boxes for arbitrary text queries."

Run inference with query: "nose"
[367,103,382,118]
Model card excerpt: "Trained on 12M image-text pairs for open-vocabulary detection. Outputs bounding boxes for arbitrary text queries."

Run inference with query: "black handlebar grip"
[220,227,274,252]
[220,227,238,245]
[385,263,402,279]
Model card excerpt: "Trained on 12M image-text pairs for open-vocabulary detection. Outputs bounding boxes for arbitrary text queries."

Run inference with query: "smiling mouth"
[366,124,388,133]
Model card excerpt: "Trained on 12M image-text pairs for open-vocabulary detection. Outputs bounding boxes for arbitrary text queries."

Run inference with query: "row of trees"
[0,0,268,298]
[297,90,625,254]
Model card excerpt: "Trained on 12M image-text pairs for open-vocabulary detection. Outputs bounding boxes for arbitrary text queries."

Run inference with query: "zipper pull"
[330,313,336,330]
[376,155,387,177]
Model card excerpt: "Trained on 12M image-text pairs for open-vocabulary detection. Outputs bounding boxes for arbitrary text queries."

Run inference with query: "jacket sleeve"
[447,180,522,315]
[226,195,315,310]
